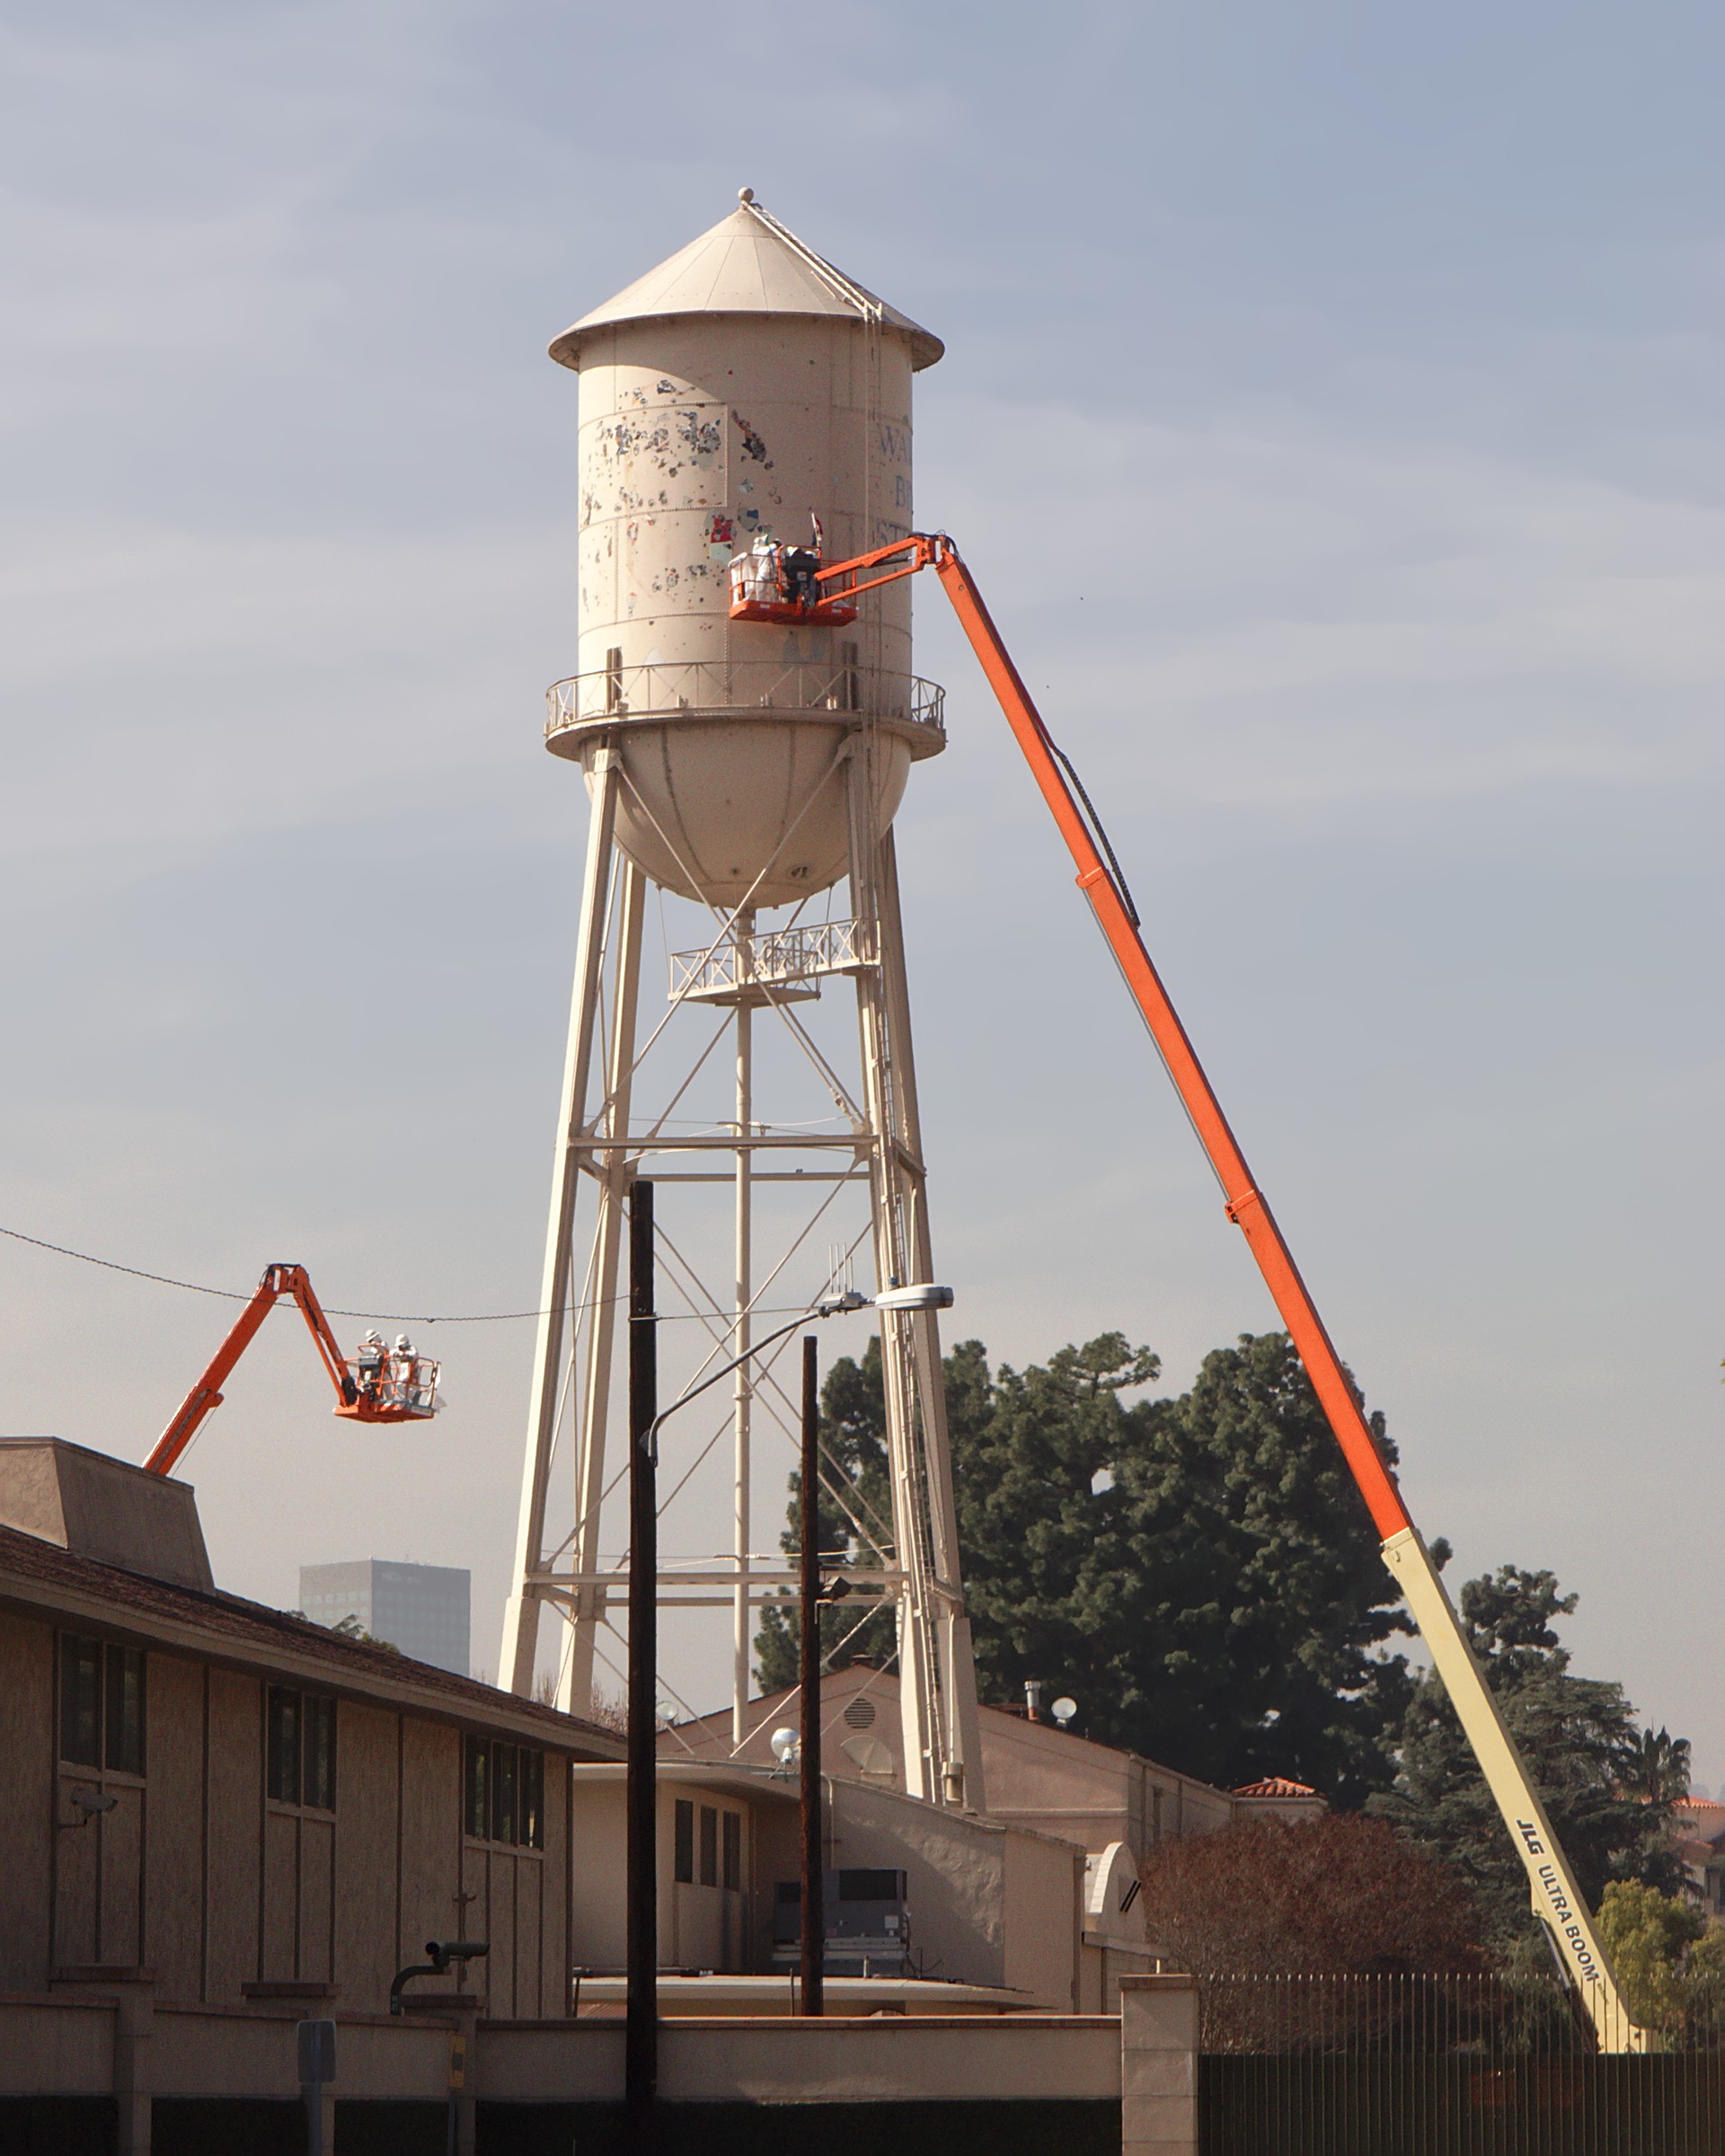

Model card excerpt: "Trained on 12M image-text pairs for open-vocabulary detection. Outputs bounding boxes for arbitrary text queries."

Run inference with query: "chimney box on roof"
[0,1436,215,1591]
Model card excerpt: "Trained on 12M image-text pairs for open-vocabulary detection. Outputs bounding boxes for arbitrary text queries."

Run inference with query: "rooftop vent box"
[0,1436,214,1591]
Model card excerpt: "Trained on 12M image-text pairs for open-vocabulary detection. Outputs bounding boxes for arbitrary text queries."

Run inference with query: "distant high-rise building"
[298,1560,470,1675]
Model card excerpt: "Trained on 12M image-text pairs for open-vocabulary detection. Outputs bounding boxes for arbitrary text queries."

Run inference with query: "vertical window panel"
[104,1645,146,1777]
[520,1748,544,1850]
[699,1805,718,1887]
[464,1736,491,1841]
[674,1798,694,1884]
[58,1636,102,1768]
[492,1743,518,1846]
[302,1694,336,1810]
[722,1810,740,1892]
[267,1686,302,1805]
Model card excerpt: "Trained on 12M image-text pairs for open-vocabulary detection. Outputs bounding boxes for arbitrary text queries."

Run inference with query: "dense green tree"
[762,1327,1417,1807]
[1597,1881,1725,2037]
[954,1330,1417,1806]
[1368,1566,1687,1953]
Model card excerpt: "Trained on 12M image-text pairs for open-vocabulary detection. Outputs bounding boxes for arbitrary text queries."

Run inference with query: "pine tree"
[759,1327,1416,1806]
[1368,1565,1688,1953]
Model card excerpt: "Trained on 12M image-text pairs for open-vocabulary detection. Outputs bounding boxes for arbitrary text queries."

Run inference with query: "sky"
[3,3,1722,1784]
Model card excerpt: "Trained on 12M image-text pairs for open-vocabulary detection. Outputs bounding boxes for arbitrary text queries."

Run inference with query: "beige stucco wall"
[569,1773,758,1975]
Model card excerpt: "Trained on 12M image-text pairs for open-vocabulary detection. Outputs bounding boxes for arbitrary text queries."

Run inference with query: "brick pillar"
[1119,1972,1198,2156]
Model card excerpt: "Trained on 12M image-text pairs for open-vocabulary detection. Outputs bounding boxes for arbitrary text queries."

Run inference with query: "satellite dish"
[768,1727,801,1765]
[1051,1697,1077,1727]
[841,1734,894,1778]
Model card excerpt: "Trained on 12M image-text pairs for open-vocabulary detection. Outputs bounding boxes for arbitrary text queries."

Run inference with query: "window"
[59,1637,145,1775]
[699,1804,718,1887]
[267,1686,336,1809]
[59,1637,102,1767]
[674,1798,694,1884]
[464,1736,491,1840]
[721,1809,740,1892]
[494,1745,518,1846]
[104,1646,146,1774]
[303,1693,336,1811]
[267,1686,301,1803]
[521,1747,544,1851]
[464,1736,544,1849]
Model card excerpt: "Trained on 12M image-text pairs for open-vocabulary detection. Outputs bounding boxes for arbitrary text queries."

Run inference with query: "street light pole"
[618,1272,951,2058]
[798,1334,824,2018]
[625,1180,657,2144]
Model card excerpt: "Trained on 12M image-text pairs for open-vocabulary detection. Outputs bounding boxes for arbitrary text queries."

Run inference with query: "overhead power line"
[0,1224,823,1328]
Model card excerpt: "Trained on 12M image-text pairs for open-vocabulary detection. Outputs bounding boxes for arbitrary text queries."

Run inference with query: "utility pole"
[799,1334,824,2018]
[625,1180,657,2143]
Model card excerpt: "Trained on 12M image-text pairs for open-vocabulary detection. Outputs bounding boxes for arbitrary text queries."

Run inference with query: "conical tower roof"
[549,192,943,372]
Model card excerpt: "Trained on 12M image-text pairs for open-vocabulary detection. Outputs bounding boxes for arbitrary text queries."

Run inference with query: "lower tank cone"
[545,671,946,909]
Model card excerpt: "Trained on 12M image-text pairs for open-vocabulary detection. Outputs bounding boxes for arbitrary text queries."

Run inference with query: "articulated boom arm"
[145,1263,438,1478]
[808,532,1645,2051]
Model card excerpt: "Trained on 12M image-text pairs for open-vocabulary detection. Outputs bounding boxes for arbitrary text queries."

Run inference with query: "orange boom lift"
[143,1262,439,1478]
[730,529,1646,2052]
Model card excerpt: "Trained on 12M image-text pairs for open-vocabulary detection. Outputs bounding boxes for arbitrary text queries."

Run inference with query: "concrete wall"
[827,1778,1084,2006]
[0,1992,1127,2107]
[1002,1823,1084,2010]
[0,1441,212,1592]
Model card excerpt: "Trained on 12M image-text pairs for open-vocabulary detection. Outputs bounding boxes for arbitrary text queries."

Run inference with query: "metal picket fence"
[1197,1973,1725,2156]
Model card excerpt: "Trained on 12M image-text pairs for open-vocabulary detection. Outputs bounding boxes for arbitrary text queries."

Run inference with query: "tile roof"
[1233,1776,1320,1799]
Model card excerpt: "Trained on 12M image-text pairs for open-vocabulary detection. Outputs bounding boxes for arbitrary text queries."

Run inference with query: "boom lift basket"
[728,536,857,626]
[345,1336,441,1420]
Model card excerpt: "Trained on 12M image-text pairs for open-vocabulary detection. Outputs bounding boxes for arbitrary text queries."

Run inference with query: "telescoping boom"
[747,530,1645,2054]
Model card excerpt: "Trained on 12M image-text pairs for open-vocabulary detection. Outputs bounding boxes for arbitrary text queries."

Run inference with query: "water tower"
[501,193,983,1808]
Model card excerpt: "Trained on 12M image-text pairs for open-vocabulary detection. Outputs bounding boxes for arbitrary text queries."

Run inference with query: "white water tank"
[545,194,945,908]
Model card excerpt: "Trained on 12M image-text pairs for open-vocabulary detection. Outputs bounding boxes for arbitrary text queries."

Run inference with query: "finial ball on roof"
[739,187,755,204]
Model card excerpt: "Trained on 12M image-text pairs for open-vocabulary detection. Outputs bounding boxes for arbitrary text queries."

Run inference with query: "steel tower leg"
[561,859,645,1713]
[501,752,621,1697]
[876,827,985,1810]
[845,738,978,1807]
[731,911,755,1748]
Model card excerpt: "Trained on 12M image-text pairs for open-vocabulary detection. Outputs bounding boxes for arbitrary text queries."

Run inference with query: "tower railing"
[544,660,945,739]
[669,919,872,1003]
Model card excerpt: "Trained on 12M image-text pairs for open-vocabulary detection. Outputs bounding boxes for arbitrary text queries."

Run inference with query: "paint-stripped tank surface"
[545,200,945,909]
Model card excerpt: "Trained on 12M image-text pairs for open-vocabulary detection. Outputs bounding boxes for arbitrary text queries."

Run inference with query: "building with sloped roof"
[0,1436,623,2018]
